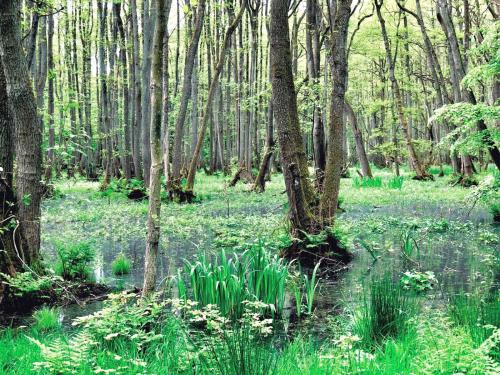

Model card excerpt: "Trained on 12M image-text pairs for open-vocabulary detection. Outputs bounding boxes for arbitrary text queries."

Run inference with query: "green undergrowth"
[1,291,498,374]
[2,168,495,374]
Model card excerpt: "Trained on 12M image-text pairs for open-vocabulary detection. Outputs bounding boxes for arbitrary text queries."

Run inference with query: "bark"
[270,0,314,236]
[130,0,143,179]
[114,3,132,180]
[307,0,325,184]
[0,61,21,296]
[98,0,112,186]
[143,0,172,296]
[45,14,55,181]
[0,0,43,265]
[141,0,156,186]
[320,0,352,221]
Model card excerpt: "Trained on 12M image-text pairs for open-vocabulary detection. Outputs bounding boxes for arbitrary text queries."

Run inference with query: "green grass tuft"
[354,275,417,348]
[353,176,383,188]
[111,253,132,276]
[32,307,60,331]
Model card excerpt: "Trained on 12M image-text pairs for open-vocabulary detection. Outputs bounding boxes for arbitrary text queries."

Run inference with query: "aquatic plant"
[400,271,437,292]
[399,227,420,265]
[352,177,383,188]
[449,292,500,355]
[303,261,321,315]
[180,243,289,317]
[386,176,404,190]
[354,275,417,348]
[54,241,95,281]
[32,307,60,331]
[111,253,132,276]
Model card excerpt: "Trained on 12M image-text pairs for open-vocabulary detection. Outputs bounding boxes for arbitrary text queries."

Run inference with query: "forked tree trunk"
[0,0,43,266]
[143,0,172,296]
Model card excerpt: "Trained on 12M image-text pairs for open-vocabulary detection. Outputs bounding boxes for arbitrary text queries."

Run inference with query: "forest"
[0,0,499,373]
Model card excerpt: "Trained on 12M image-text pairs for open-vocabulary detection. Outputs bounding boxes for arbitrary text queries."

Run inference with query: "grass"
[386,175,404,189]
[32,307,60,331]
[111,253,132,275]
[449,292,500,358]
[353,176,383,188]
[353,275,417,348]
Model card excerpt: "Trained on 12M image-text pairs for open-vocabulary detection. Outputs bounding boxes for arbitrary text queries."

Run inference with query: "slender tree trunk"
[186,2,246,194]
[130,0,143,179]
[143,0,172,296]
[141,0,156,185]
[45,14,55,181]
[345,101,372,178]
[171,0,206,183]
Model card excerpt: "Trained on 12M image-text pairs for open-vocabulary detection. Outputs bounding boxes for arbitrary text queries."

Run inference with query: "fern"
[29,331,96,374]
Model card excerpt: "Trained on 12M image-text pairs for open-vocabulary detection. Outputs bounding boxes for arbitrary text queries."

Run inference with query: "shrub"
[55,241,95,281]
[354,275,417,348]
[386,176,404,189]
[32,307,60,331]
[111,253,132,276]
[352,177,383,188]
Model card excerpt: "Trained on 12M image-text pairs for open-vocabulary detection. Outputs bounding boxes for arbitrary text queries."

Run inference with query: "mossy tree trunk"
[0,0,43,268]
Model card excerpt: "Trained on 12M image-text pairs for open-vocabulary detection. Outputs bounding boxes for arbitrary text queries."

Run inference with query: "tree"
[320,0,353,220]
[0,0,43,269]
[270,0,315,236]
[185,0,247,195]
[171,0,207,184]
[143,0,172,296]
[374,0,429,179]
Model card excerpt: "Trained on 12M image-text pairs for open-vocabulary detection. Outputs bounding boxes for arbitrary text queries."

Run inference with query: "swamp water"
[39,182,499,332]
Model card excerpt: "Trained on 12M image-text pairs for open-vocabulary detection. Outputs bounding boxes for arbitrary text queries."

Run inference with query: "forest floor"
[1,166,499,374]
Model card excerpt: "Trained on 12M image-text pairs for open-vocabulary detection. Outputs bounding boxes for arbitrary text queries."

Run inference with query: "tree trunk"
[45,14,55,181]
[345,101,372,178]
[186,2,246,194]
[320,0,352,221]
[0,61,21,302]
[130,0,143,179]
[0,0,43,266]
[270,0,314,236]
[143,0,172,296]
[171,0,206,183]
